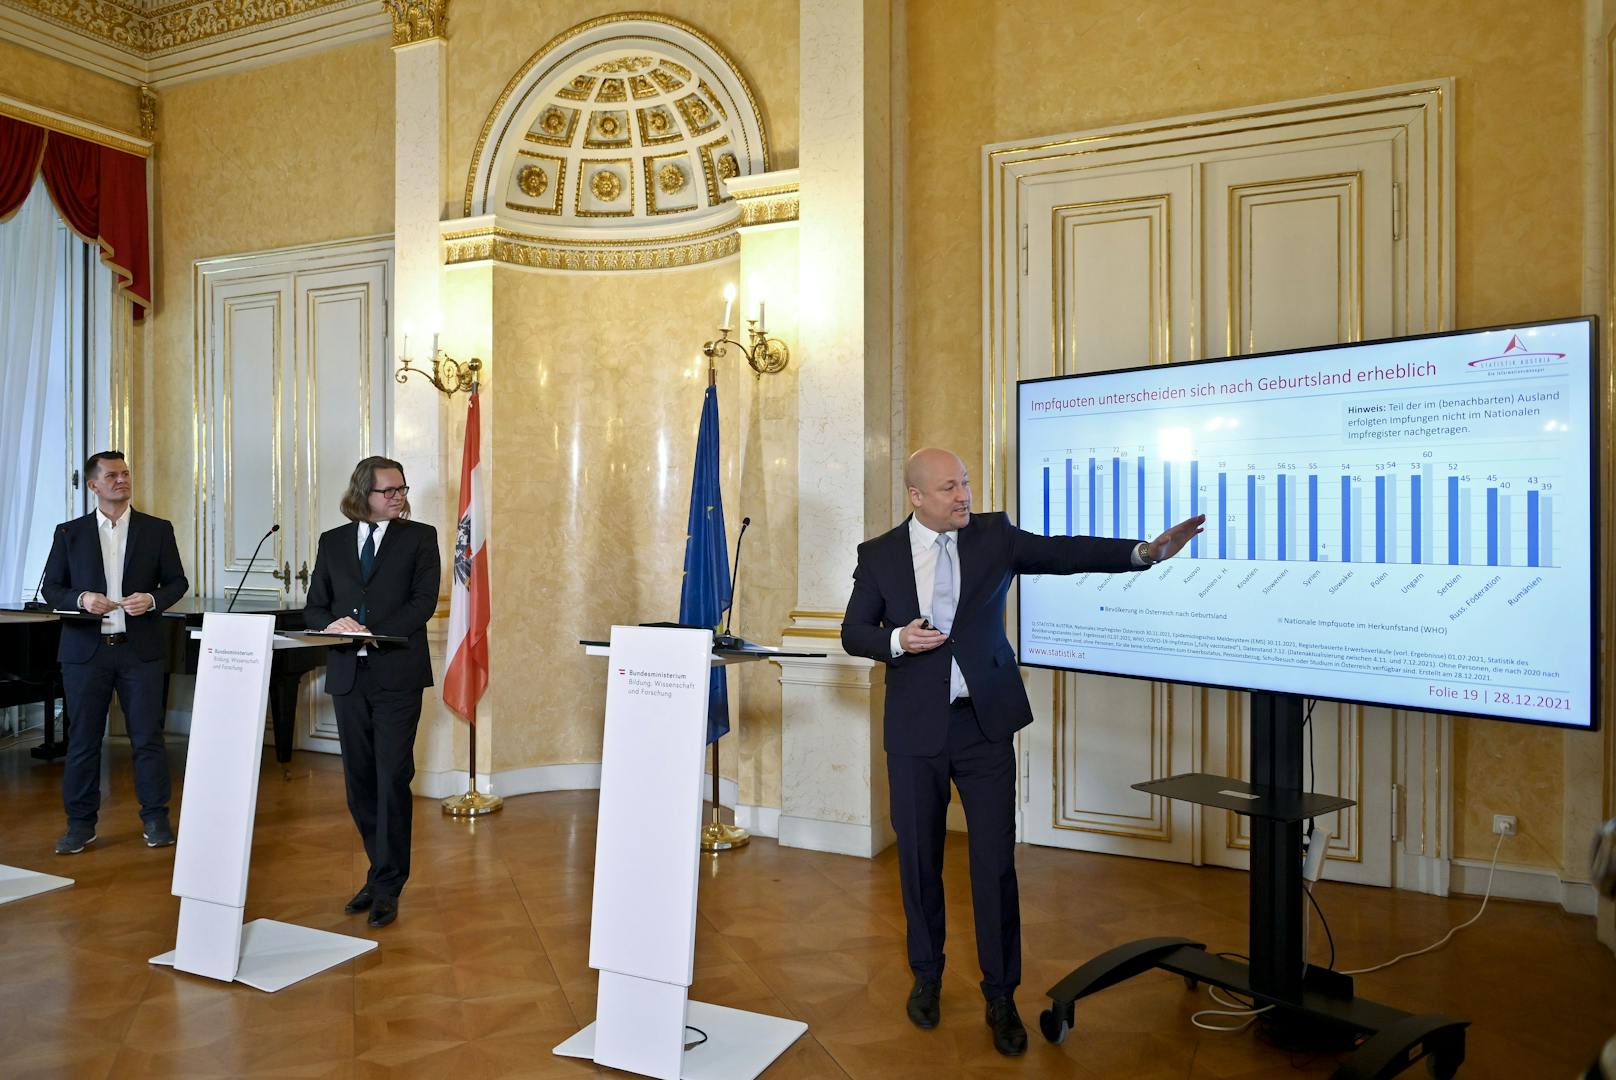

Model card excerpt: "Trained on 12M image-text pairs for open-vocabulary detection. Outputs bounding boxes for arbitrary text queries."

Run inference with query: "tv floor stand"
[1037,691,1468,1079]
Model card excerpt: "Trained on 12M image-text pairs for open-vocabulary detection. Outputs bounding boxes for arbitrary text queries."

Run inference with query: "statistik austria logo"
[1467,333,1567,372]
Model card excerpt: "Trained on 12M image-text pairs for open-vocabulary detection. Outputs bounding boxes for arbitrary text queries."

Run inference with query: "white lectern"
[149,613,376,992]
[555,625,808,1080]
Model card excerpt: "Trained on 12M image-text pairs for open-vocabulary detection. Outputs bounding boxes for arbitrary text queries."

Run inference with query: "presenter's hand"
[80,592,119,615]
[1149,514,1206,563]
[119,592,154,617]
[324,617,365,633]
[899,617,947,654]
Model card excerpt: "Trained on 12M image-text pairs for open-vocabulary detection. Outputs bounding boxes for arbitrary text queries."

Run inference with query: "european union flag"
[680,382,730,743]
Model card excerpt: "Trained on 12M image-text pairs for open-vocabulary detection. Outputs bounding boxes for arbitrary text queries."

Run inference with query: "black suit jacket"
[40,509,189,664]
[304,518,440,696]
[841,512,1142,756]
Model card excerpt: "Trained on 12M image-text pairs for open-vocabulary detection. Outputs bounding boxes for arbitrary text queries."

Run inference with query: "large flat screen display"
[1015,318,1599,730]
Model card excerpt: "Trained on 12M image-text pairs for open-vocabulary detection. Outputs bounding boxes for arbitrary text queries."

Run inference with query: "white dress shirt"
[890,516,970,702]
[357,519,389,558]
[93,507,129,634]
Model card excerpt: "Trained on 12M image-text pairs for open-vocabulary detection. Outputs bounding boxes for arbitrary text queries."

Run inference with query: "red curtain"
[0,113,151,319]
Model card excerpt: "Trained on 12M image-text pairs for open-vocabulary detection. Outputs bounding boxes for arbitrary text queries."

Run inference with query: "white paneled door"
[992,84,1455,887]
[198,237,393,752]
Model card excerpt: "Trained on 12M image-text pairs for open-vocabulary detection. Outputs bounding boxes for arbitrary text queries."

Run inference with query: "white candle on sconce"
[431,331,440,359]
[402,321,413,360]
[757,299,766,331]
[721,283,735,332]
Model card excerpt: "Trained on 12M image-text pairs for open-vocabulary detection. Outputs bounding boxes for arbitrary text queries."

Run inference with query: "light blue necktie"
[932,534,956,633]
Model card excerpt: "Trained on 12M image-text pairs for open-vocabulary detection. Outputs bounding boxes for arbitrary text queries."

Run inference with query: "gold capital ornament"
[137,85,158,141]
[382,0,448,46]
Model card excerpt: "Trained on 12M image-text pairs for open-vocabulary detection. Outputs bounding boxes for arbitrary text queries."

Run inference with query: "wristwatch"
[1134,541,1156,566]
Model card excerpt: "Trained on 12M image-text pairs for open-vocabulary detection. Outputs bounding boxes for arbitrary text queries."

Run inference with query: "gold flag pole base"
[442,722,501,816]
[701,814,750,852]
[442,787,503,817]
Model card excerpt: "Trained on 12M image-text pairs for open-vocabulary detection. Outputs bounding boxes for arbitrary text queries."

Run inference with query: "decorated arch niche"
[457,13,769,271]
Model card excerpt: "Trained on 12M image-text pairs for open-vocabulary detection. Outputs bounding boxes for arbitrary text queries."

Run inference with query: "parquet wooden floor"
[0,738,1610,1078]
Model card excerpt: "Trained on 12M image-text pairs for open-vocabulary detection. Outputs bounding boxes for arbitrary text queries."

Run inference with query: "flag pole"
[696,359,748,851]
[443,377,501,818]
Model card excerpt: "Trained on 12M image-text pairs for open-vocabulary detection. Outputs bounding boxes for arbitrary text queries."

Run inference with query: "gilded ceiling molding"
[441,219,740,273]
[137,84,157,140]
[727,170,799,228]
[0,93,151,157]
[0,0,363,55]
[380,0,446,46]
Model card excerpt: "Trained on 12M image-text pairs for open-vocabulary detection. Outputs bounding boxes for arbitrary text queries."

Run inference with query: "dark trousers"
[887,697,1021,1000]
[60,642,170,827]
[332,661,423,898]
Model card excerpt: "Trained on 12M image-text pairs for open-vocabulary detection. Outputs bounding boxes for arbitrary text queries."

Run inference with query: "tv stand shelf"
[1134,772,1354,822]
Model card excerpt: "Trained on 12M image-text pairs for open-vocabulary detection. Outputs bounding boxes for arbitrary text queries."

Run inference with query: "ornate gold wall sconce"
[396,325,481,396]
[702,283,789,377]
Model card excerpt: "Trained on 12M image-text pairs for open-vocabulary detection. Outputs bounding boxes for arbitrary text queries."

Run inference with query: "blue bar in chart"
[1043,467,1051,536]
[1486,487,1499,566]
[1448,475,1460,564]
[1375,475,1386,564]
[1308,474,1319,561]
[1064,458,1073,535]
[1411,473,1422,564]
[1088,457,1097,534]
[1341,476,1352,562]
[1277,474,1288,562]
[1246,475,1257,560]
[1528,490,1541,567]
[1136,456,1146,540]
[1190,461,1200,558]
[1218,472,1228,559]
[1163,462,1173,533]
[1112,457,1121,538]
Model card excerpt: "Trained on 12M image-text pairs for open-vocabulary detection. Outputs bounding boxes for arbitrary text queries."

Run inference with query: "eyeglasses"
[371,486,410,498]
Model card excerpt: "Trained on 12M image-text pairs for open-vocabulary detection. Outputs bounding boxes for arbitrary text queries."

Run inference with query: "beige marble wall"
[904,0,1588,866]
[446,0,799,214]
[487,259,796,802]
[143,38,395,566]
[0,39,140,132]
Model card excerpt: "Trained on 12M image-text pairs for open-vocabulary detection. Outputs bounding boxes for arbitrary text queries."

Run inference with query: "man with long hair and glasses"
[41,451,189,855]
[304,456,440,928]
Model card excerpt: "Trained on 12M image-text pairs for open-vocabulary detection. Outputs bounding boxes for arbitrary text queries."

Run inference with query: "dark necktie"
[359,524,376,623]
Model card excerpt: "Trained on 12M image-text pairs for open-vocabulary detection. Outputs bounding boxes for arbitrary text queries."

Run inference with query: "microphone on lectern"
[227,523,279,613]
[24,524,67,611]
[714,516,751,649]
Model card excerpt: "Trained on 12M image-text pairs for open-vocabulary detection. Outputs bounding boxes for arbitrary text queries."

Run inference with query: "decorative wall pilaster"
[777,0,897,858]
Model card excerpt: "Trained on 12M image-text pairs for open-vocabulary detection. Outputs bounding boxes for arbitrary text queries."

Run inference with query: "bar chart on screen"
[1015,319,1596,727]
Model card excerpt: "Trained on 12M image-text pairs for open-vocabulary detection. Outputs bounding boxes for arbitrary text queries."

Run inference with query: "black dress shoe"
[344,886,374,914]
[906,974,941,1029]
[367,896,398,928]
[985,995,1027,1057]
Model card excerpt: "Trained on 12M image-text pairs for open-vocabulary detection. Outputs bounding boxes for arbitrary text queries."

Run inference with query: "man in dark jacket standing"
[841,447,1201,1055]
[42,451,189,855]
[304,455,440,929]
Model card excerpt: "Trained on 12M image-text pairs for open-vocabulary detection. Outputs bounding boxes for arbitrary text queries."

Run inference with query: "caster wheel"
[1183,976,1199,991]
[1425,1055,1459,1080]
[1039,1006,1072,1045]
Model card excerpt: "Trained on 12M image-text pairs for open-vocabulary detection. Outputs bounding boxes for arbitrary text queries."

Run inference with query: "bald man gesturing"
[841,448,1202,1056]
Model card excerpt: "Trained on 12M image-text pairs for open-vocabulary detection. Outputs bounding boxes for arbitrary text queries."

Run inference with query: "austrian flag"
[443,387,489,724]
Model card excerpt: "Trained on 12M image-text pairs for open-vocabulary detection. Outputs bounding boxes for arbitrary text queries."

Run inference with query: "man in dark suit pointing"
[42,451,189,855]
[304,456,440,929]
[841,447,1202,1055]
